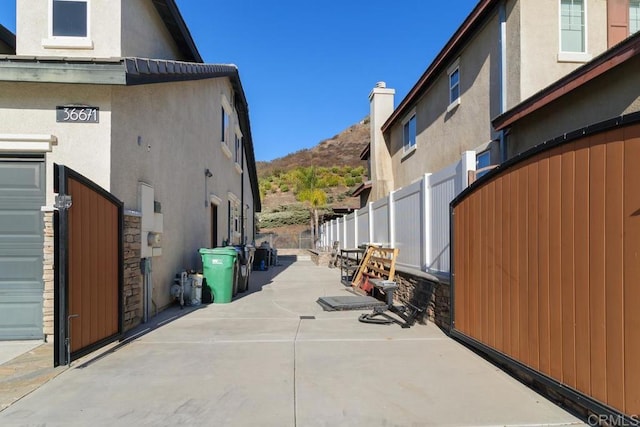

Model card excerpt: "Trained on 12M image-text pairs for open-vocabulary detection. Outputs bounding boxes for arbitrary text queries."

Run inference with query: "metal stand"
[358,279,424,328]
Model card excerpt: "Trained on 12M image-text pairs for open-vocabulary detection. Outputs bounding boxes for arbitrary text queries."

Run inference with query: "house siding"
[387,12,501,188]
[121,0,183,60]
[0,81,113,206]
[16,0,123,58]
[507,54,640,157]
[110,78,249,309]
[519,0,608,101]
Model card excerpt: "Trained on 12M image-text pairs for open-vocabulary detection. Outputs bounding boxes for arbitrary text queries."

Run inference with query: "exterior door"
[211,203,218,247]
[0,158,45,340]
[54,164,123,366]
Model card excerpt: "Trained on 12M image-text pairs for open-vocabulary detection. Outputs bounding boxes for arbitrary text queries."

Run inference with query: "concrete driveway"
[0,257,584,426]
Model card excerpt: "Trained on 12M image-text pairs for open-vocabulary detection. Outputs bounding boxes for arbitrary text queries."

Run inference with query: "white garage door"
[0,159,45,340]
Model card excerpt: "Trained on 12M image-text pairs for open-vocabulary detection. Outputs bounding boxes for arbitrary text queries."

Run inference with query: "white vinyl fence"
[320,151,475,274]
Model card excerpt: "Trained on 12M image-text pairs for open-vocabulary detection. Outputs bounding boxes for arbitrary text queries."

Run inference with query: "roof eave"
[151,0,202,63]
[0,57,126,84]
[0,24,16,54]
[492,32,640,131]
[360,144,370,160]
[381,0,498,133]
[351,181,372,197]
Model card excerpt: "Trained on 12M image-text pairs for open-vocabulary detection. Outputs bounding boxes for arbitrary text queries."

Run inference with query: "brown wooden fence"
[452,122,640,417]
[67,176,120,353]
[54,164,122,366]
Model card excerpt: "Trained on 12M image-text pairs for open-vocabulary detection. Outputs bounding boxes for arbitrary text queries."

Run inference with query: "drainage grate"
[299,316,316,320]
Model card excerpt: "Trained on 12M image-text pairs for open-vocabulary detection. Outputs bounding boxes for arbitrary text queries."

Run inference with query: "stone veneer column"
[123,214,143,332]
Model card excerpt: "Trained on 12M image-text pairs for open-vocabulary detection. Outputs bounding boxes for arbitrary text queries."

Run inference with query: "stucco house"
[450,31,640,421]
[493,31,640,157]
[365,0,640,203]
[0,0,260,342]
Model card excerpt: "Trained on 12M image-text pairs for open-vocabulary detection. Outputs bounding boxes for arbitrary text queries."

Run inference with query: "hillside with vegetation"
[256,118,370,248]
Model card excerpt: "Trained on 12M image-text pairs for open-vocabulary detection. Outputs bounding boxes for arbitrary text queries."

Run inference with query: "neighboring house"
[366,0,640,202]
[0,24,15,54]
[494,31,640,156]
[450,32,640,421]
[350,144,372,207]
[0,0,260,341]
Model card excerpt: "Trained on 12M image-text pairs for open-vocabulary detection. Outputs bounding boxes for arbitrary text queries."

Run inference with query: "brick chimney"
[369,82,395,200]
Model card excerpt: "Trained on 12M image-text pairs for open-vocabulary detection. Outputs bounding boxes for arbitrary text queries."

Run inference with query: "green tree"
[294,167,327,248]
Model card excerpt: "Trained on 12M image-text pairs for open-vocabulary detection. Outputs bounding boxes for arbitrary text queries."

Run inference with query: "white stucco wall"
[110,78,248,309]
[121,0,184,60]
[518,0,608,100]
[16,0,123,58]
[0,81,112,206]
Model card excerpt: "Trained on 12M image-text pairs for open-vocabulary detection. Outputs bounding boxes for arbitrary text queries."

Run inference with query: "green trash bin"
[199,247,239,304]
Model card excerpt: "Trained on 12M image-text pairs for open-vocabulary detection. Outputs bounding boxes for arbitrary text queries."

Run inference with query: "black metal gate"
[54,164,123,366]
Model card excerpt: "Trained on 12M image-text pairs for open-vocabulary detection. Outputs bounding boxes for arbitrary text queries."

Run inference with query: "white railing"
[321,151,475,274]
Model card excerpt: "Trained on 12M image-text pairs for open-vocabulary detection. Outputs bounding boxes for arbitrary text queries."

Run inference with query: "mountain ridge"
[256,117,370,179]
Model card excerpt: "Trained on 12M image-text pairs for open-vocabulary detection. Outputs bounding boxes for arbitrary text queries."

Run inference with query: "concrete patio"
[0,256,584,426]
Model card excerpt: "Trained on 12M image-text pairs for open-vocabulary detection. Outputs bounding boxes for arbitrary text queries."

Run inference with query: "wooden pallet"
[351,246,399,295]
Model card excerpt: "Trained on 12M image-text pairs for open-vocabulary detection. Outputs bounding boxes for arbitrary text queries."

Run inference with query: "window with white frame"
[53,0,88,37]
[631,0,640,35]
[476,150,491,178]
[402,113,416,153]
[221,106,230,145]
[234,134,241,164]
[44,0,92,48]
[220,95,233,158]
[234,126,243,171]
[448,59,460,108]
[560,0,585,53]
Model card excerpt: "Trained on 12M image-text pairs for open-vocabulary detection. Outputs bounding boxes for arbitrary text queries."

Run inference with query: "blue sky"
[0,0,479,161]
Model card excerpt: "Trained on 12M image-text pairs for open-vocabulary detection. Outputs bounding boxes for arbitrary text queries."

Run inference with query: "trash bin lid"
[199,247,239,257]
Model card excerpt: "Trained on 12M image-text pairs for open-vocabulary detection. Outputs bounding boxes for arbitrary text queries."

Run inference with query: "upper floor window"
[221,107,230,145]
[52,0,88,37]
[220,94,233,158]
[43,0,92,49]
[631,0,640,34]
[403,114,416,153]
[449,68,460,103]
[234,132,243,173]
[560,0,585,53]
[234,134,241,164]
[475,151,492,179]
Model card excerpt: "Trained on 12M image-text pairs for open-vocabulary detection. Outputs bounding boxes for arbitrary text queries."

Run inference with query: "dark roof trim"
[124,58,238,85]
[360,144,370,160]
[351,181,372,197]
[230,71,262,212]
[452,110,640,208]
[151,0,202,63]
[492,32,640,131]
[0,24,16,54]
[0,56,260,210]
[382,0,497,133]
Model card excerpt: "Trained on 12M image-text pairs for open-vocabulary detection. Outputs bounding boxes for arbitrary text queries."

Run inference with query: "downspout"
[499,0,508,162]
